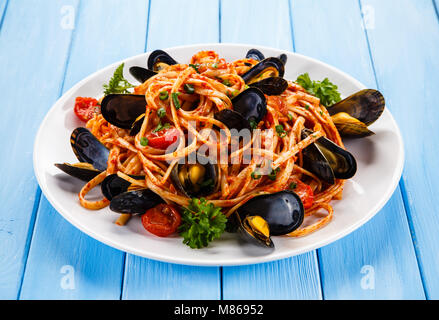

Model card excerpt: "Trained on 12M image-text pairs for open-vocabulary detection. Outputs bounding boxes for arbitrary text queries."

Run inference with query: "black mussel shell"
[129,66,157,83]
[101,174,145,200]
[237,191,304,236]
[246,49,265,61]
[55,163,101,182]
[241,57,285,84]
[147,49,179,72]
[129,114,145,136]
[232,87,267,124]
[238,215,274,249]
[214,109,251,132]
[327,89,385,126]
[109,189,164,214]
[301,129,357,184]
[249,77,288,96]
[70,128,109,171]
[170,155,218,197]
[278,53,287,65]
[101,94,146,129]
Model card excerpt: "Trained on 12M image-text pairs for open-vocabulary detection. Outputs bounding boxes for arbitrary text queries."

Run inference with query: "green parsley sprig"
[295,73,341,107]
[103,63,134,95]
[179,198,227,249]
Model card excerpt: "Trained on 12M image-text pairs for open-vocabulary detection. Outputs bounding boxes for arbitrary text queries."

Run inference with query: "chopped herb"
[179,198,227,249]
[189,63,200,73]
[159,90,169,100]
[244,84,250,90]
[171,92,181,109]
[289,182,297,190]
[222,79,231,87]
[184,83,195,94]
[320,110,323,116]
[249,120,258,129]
[268,167,281,181]
[232,90,240,97]
[275,124,287,138]
[212,62,218,68]
[304,104,310,110]
[295,73,341,107]
[140,137,149,146]
[288,113,293,121]
[103,63,134,95]
[251,170,262,180]
[153,122,171,133]
[157,107,166,118]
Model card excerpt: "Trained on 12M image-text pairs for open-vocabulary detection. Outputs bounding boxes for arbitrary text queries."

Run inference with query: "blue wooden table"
[1,0,438,300]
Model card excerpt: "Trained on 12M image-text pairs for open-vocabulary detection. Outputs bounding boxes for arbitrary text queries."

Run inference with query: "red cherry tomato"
[146,126,179,149]
[141,204,181,237]
[287,178,314,209]
[74,97,100,122]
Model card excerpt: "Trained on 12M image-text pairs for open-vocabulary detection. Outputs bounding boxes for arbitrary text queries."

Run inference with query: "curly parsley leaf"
[295,73,341,107]
[103,63,134,95]
[179,198,227,249]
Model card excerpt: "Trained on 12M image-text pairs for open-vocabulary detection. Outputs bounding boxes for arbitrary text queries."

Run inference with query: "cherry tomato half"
[141,204,181,237]
[287,178,314,209]
[146,126,179,150]
[74,97,100,122]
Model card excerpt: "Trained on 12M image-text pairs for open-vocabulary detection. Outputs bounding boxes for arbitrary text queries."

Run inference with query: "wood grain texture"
[121,0,222,300]
[361,0,439,299]
[19,0,149,299]
[290,0,425,299]
[221,0,322,300]
[0,0,79,299]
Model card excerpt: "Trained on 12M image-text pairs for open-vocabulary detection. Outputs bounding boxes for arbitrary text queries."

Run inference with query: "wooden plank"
[290,0,425,299]
[221,0,322,300]
[19,0,149,299]
[0,0,78,299]
[121,0,222,300]
[360,0,439,298]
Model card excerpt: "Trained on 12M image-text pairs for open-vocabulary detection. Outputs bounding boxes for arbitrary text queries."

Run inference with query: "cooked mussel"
[278,53,287,65]
[170,155,218,197]
[54,162,101,181]
[101,174,145,200]
[109,189,164,214]
[214,88,267,131]
[246,49,265,61]
[147,49,179,72]
[301,129,357,184]
[237,191,304,236]
[241,57,285,84]
[238,215,274,249]
[129,66,157,83]
[249,77,288,96]
[100,94,146,129]
[70,127,109,171]
[327,89,385,138]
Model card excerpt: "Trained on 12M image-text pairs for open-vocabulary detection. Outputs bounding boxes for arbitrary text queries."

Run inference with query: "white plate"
[33,43,404,266]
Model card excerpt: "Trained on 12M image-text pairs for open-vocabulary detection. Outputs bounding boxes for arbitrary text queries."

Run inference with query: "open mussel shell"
[331,112,375,138]
[55,162,101,182]
[237,191,304,236]
[170,155,218,198]
[101,94,146,129]
[232,87,267,124]
[245,49,265,61]
[101,174,145,200]
[278,53,287,65]
[129,66,157,83]
[109,189,164,214]
[147,49,179,72]
[241,57,285,84]
[129,114,145,136]
[301,129,357,184]
[238,215,274,249]
[249,77,288,96]
[327,89,385,126]
[71,127,109,171]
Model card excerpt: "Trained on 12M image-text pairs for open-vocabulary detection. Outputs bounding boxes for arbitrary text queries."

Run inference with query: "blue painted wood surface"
[0,0,438,299]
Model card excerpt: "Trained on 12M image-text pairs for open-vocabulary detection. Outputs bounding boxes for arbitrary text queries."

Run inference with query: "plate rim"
[33,43,405,266]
